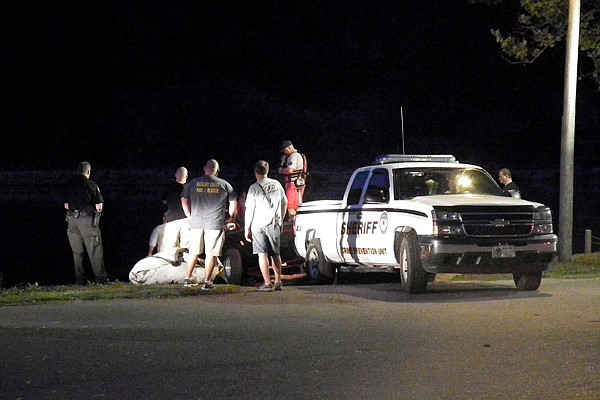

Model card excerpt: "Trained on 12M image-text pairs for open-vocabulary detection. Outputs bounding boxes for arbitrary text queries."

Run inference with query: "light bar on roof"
[374,154,457,164]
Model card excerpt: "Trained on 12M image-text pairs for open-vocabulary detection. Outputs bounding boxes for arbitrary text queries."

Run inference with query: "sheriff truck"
[293,154,557,293]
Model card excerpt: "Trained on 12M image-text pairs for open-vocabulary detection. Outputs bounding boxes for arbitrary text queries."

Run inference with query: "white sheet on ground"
[129,248,223,285]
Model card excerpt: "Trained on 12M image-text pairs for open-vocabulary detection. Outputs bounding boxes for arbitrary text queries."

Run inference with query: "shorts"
[188,228,225,258]
[251,224,281,256]
[285,182,303,210]
[162,218,191,249]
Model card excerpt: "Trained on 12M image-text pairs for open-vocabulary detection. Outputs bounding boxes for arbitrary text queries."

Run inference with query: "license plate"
[492,245,516,258]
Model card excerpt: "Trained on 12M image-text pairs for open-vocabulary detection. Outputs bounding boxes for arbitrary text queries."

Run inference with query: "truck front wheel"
[396,231,428,293]
[513,272,542,291]
[305,240,335,285]
[222,248,243,285]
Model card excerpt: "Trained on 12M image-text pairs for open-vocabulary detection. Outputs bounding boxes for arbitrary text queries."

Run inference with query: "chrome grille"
[460,210,534,238]
[464,224,533,237]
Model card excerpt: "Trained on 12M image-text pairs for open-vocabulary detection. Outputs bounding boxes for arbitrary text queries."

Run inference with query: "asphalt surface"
[1,278,599,400]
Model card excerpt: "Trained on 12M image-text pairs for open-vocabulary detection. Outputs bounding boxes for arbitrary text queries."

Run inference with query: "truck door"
[340,168,391,264]
[339,170,369,264]
[357,168,392,264]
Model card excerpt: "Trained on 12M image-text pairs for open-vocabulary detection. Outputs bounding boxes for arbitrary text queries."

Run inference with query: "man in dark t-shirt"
[161,167,190,249]
[181,159,237,289]
[163,167,188,222]
[499,168,521,198]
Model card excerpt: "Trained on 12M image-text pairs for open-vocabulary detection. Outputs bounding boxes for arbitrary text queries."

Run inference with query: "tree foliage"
[490,0,600,89]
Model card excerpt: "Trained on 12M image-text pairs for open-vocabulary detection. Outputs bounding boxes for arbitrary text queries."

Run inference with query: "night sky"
[2,1,599,171]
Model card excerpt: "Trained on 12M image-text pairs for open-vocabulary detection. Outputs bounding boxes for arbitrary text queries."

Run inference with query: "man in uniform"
[64,161,107,285]
[181,159,237,289]
[277,140,306,219]
[162,166,190,249]
[498,168,521,198]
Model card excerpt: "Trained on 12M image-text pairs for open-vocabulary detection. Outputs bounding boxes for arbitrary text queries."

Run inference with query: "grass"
[445,252,600,282]
[0,282,243,306]
[1,253,599,306]
[546,252,600,279]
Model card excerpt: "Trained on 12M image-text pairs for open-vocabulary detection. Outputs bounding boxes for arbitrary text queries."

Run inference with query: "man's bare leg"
[258,253,271,285]
[272,255,283,285]
[204,255,217,284]
[185,254,197,280]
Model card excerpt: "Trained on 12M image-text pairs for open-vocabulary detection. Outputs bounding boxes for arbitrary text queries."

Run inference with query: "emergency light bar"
[374,154,457,164]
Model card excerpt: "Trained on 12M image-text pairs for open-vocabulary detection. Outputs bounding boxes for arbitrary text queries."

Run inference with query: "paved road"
[1,279,599,400]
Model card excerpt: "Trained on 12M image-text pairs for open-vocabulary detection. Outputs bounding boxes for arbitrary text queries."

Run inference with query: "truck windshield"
[393,167,504,199]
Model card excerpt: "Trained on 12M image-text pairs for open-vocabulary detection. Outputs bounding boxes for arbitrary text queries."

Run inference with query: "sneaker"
[183,278,198,287]
[257,284,273,292]
[202,281,214,290]
[272,282,283,291]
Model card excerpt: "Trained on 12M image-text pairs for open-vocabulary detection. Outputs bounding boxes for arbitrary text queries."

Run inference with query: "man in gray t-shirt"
[181,159,237,289]
[245,160,287,291]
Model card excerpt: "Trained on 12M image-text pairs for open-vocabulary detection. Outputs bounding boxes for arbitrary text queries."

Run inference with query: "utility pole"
[558,0,580,261]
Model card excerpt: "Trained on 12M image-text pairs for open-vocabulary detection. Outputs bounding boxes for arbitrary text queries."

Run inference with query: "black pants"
[66,215,107,284]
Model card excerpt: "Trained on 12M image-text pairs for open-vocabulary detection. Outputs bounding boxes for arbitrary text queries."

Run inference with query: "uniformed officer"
[64,161,108,285]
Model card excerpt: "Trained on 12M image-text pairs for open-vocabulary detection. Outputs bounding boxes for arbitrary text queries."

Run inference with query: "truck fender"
[394,229,428,293]
[305,229,317,249]
[393,226,413,264]
[304,238,336,284]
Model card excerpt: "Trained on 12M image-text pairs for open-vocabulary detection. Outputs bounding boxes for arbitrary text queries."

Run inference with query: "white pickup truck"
[293,155,557,293]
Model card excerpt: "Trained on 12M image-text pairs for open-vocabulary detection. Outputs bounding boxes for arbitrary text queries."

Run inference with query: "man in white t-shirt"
[148,213,167,257]
[245,160,288,291]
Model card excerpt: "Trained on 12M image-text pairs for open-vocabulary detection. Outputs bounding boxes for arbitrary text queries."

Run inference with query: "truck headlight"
[432,210,464,236]
[533,207,554,235]
[435,211,461,221]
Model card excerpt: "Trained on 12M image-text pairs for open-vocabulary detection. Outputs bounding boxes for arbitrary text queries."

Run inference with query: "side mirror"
[365,188,388,203]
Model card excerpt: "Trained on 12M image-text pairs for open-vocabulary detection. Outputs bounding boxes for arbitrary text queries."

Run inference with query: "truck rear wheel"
[222,248,243,285]
[513,272,542,291]
[397,231,428,293]
[305,240,335,285]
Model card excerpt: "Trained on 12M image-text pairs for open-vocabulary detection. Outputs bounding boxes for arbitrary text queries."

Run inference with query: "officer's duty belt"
[68,210,92,218]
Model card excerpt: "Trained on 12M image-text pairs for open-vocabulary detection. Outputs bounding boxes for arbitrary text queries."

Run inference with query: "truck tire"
[222,248,243,285]
[305,240,335,285]
[513,272,542,291]
[396,231,428,293]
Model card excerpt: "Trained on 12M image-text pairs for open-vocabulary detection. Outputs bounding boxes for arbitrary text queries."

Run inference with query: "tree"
[489,0,599,89]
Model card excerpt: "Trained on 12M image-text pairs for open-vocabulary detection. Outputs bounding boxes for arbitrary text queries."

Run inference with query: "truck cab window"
[365,168,390,203]
[347,171,369,205]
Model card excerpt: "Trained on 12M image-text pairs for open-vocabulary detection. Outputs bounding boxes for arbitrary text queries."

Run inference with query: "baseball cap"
[280,140,293,151]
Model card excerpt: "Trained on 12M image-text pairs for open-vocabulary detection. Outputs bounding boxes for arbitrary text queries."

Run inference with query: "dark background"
[3,0,598,170]
[1,1,598,286]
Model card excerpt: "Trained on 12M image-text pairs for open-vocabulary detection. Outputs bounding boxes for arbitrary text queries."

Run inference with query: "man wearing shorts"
[181,159,237,289]
[245,160,288,291]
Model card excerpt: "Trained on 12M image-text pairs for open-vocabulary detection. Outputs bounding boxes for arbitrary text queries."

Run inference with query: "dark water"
[0,167,597,287]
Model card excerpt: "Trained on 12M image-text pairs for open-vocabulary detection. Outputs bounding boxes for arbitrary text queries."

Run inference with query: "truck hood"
[412,194,545,208]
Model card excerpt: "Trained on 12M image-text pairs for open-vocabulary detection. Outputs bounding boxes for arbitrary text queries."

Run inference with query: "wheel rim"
[223,250,237,280]
[400,246,409,282]
[306,248,320,279]
[224,254,232,279]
